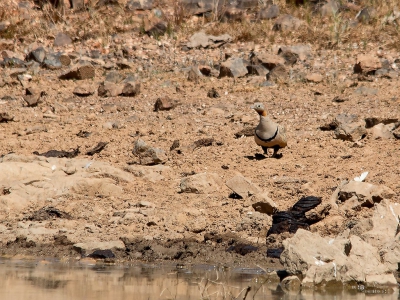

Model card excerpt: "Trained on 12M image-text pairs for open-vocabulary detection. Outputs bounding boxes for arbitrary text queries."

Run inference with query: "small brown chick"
[251,102,287,158]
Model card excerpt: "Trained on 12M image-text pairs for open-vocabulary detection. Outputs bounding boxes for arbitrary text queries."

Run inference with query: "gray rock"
[105,71,124,83]
[43,53,63,70]
[219,58,249,78]
[258,4,279,19]
[180,172,222,194]
[226,175,261,198]
[187,31,232,49]
[126,0,153,10]
[354,86,378,96]
[333,114,366,142]
[356,6,376,24]
[267,64,288,83]
[246,64,269,77]
[181,0,214,15]
[54,32,72,47]
[28,46,46,63]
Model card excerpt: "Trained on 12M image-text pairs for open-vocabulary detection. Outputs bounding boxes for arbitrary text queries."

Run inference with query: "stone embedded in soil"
[354,86,378,96]
[0,112,14,122]
[73,240,125,255]
[98,81,124,97]
[333,114,367,142]
[54,32,72,47]
[59,63,95,80]
[143,15,167,37]
[154,96,175,111]
[23,87,42,107]
[354,54,382,75]
[133,139,166,165]
[226,175,261,198]
[278,44,312,62]
[258,4,279,19]
[121,80,140,97]
[179,172,222,194]
[338,180,395,209]
[186,31,232,49]
[306,73,323,83]
[371,123,394,139]
[73,84,95,97]
[187,65,201,82]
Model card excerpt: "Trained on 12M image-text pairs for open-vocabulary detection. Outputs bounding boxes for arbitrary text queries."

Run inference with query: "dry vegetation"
[0,0,399,51]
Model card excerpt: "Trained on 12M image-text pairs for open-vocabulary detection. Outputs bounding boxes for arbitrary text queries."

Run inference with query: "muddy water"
[0,258,398,300]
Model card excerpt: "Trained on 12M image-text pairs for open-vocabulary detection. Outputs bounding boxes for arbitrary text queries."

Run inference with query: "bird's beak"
[250,104,255,109]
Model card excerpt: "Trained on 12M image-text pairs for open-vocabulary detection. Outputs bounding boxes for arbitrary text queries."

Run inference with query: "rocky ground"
[0,0,400,287]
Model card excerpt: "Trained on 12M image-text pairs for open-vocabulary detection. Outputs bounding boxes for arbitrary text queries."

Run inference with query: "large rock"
[225,175,260,198]
[280,229,397,286]
[179,172,222,194]
[251,53,285,70]
[354,54,382,75]
[337,180,395,209]
[0,154,134,218]
[219,58,248,78]
[333,114,366,142]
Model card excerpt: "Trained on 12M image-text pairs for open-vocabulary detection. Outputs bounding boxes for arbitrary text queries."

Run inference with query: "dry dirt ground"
[0,0,399,267]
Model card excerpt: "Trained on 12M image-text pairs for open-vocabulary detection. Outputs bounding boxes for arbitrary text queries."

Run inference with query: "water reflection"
[0,258,398,300]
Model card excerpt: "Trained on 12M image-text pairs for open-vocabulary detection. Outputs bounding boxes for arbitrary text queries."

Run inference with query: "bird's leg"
[261,146,269,155]
[271,146,281,158]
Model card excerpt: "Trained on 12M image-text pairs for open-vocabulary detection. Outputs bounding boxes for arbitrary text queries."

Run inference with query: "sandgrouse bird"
[251,102,287,158]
